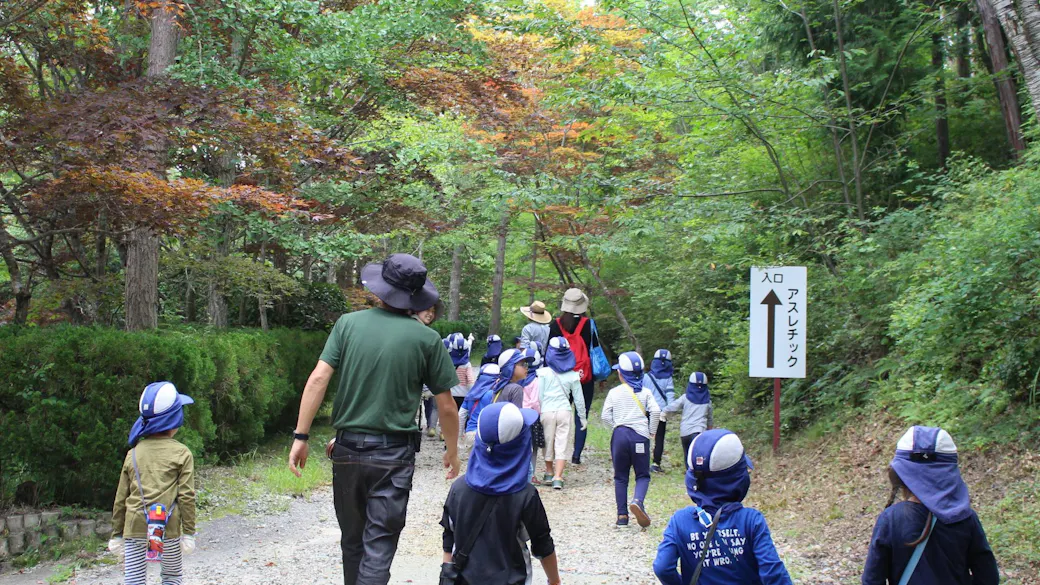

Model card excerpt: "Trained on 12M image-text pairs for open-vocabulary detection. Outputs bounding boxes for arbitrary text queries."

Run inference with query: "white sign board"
[749,266,806,379]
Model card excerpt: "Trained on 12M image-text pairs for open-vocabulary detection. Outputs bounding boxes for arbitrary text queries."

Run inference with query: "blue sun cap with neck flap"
[466,402,540,495]
[889,426,971,524]
[128,382,194,447]
[521,343,541,386]
[649,349,674,379]
[485,335,504,360]
[612,351,645,391]
[684,428,754,514]
[446,332,471,368]
[686,371,711,405]
[545,336,576,373]
[496,348,528,387]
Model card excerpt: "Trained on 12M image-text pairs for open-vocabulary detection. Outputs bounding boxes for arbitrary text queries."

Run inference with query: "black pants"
[652,420,667,465]
[571,380,595,462]
[332,434,416,585]
[681,432,701,470]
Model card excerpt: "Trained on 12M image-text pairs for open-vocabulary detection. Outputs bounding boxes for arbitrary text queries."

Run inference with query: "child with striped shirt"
[601,352,661,528]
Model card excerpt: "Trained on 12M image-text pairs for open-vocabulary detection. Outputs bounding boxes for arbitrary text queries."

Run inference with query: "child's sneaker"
[629,500,651,528]
[650,464,664,473]
[615,515,629,527]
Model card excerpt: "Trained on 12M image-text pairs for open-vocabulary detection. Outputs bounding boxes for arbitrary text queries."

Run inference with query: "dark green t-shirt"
[319,308,459,434]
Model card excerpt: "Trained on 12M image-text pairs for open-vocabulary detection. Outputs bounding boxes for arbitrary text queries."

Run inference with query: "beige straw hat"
[520,300,553,324]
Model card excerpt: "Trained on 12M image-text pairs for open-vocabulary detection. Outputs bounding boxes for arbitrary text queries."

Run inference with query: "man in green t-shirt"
[288,253,460,585]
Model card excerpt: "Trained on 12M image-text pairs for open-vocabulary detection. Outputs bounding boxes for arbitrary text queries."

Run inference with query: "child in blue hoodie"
[458,363,501,456]
[861,426,998,585]
[653,429,791,585]
[643,349,675,473]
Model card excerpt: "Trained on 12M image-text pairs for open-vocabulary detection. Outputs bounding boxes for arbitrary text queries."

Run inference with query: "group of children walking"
[108,291,1000,585]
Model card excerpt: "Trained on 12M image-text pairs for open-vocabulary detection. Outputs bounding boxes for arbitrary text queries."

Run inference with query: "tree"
[988,0,1040,114]
[977,0,1026,154]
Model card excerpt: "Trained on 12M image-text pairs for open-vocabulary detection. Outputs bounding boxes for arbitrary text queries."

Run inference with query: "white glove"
[181,535,196,556]
[108,537,124,554]
[659,412,668,422]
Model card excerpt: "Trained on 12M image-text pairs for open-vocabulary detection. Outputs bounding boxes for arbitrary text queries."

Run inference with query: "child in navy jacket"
[652,429,791,585]
[861,426,998,585]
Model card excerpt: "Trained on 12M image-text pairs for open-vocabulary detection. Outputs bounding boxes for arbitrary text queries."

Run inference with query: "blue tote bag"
[590,319,611,381]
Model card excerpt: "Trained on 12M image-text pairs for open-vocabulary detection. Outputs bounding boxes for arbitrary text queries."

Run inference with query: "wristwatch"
[293,431,310,441]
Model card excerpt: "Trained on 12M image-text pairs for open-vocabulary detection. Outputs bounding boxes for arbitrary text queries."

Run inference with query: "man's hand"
[288,439,309,478]
[443,450,461,479]
[659,411,667,422]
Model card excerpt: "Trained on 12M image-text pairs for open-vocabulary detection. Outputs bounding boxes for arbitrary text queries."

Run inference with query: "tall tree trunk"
[126,2,177,331]
[956,5,974,80]
[833,0,866,219]
[448,244,463,321]
[529,221,538,305]
[207,152,236,328]
[575,241,639,355]
[325,262,338,284]
[125,227,159,330]
[302,255,313,283]
[989,0,1040,116]
[797,7,854,215]
[0,226,30,325]
[489,207,510,335]
[978,0,1027,154]
[185,281,196,322]
[258,241,269,331]
[933,32,951,170]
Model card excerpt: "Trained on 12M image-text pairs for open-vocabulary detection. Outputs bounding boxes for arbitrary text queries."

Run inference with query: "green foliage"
[430,320,472,339]
[0,326,328,507]
[281,282,351,330]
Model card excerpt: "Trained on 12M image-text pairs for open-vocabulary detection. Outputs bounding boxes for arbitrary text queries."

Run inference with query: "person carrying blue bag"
[653,429,792,585]
[548,287,610,465]
[861,426,998,585]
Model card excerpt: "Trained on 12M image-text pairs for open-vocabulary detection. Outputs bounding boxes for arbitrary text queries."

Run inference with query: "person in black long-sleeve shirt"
[861,426,999,585]
[548,288,600,464]
[441,402,561,585]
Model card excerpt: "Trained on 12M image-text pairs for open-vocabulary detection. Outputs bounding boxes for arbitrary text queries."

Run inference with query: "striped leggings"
[124,537,182,585]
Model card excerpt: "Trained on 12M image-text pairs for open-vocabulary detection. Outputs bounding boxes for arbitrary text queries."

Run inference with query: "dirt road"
[3,440,659,585]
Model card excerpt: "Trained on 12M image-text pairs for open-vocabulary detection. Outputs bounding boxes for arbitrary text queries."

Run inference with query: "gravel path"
[2,439,659,585]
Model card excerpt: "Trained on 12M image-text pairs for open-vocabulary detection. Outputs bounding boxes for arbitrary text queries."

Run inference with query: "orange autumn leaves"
[29,166,305,234]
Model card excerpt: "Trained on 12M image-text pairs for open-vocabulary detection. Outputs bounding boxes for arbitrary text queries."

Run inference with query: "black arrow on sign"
[761,290,782,368]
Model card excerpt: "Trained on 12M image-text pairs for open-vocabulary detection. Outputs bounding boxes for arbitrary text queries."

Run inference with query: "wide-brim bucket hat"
[520,300,553,324]
[361,253,440,312]
[560,288,589,314]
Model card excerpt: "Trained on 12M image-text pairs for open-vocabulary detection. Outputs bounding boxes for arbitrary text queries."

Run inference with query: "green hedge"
[0,326,330,507]
[430,320,471,338]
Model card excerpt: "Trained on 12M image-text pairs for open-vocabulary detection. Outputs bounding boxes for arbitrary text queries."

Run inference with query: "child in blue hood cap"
[643,349,675,473]
[861,426,998,585]
[653,429,792,585]
[663,371,715,470]
[440,402,562,585]
[602,351,661,528]
[110,382,198,585]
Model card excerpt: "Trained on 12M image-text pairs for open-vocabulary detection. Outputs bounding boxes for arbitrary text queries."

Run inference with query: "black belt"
[336,430,415,447]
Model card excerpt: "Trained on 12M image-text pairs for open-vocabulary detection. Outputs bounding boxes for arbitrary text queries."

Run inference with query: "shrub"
[430,319,471,339]
[0,325,329,507]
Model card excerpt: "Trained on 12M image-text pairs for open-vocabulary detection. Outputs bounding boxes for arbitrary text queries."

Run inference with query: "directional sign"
[750,266,806,379]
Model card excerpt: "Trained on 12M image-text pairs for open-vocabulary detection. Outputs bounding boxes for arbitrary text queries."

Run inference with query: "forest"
[2,0,1040,507]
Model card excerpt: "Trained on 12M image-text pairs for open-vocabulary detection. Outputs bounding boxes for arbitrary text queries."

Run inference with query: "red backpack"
[557,317,592,383]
